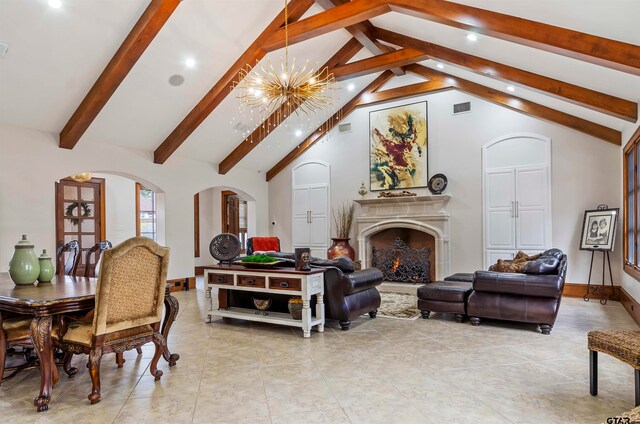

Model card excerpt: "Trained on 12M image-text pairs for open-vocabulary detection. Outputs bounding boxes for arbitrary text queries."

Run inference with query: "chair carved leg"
[369,309,378,319]
[162,290,180,366]
[539,324,553,335]
[115,353,125,368]
[63,352,78,378]
[150,333,165,381]
[455,314,465,323]
[420,310,430,319]
[88,348,102,405]
[339,320,351,331]
[635,368,640,407]
[589,349,597,396]
[470,317,481,326]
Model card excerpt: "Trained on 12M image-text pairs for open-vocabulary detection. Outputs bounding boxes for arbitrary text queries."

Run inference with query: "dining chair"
[54,236,169,405]
[56,240,81,277]
[83,241,112,278]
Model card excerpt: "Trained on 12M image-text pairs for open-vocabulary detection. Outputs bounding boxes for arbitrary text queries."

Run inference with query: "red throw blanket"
[251,237,280,252]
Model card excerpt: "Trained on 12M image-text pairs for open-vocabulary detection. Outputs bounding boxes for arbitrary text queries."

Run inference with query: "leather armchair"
[466,249,567,335]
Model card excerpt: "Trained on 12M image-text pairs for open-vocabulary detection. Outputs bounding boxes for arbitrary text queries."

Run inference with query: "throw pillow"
[493,258,529,273]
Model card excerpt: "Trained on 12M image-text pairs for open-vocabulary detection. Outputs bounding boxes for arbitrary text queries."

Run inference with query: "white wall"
[268,90,622,285]
[91,173,136,246]
[0,123,269,279]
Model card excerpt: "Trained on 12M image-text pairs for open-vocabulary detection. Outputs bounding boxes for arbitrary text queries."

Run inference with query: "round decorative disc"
[209,233,241,262]
[428,173,448,195]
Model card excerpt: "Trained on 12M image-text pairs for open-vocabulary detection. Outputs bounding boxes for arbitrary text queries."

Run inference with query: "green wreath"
[65,202,91,226]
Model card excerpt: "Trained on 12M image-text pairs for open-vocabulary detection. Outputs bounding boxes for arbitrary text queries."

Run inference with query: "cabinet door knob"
[247,279,255,286]
[279,281,289,288]
[216,277,225,283]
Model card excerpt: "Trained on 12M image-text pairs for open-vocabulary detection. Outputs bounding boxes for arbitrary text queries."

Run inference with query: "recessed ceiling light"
[436,63,444,69]
[506,85,516,92]
[168,74,185,87]
[48,0,62,8]
[185,57,196,69]
[295,130,302,137]
[347,83,355,91]
[466,33,478,42]
[362,93,372,102]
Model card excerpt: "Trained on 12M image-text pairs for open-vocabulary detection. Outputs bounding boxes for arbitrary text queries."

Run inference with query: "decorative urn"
[37,249,55,283]
[9,235,40,286]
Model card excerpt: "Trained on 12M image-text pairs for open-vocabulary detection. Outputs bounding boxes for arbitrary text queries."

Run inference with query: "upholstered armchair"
[54,237,170,405]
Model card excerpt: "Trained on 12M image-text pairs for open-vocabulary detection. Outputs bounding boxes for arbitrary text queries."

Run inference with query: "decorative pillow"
[493,259,529,273]
[524,257,560,274]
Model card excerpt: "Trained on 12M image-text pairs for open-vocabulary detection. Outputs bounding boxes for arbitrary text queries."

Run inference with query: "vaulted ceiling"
[1,0,639,180]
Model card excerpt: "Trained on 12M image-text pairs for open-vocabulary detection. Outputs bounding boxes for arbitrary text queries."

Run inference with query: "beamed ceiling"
[1,0,639,181]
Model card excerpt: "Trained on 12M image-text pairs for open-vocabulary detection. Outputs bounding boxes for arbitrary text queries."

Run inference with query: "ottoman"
[417,280,473,323]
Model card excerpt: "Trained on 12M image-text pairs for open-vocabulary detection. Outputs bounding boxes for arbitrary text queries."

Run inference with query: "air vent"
[0,43,8,59]
[453,101,471,115]
[338,123,352,133]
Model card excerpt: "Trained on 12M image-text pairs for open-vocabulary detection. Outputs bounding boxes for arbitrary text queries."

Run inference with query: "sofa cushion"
[540,248,563,260]
[473,271,563,298]
[524,257,560,274]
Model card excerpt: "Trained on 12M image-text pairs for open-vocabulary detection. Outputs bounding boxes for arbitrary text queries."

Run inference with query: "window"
[624,128,640,280]
[136,183,157,241]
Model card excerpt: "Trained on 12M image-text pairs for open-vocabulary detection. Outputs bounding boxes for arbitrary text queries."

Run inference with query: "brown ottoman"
[444,273,474,283]
[417,281,473,323]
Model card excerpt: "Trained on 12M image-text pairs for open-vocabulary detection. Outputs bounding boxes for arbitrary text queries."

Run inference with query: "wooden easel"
[583,250,617,305]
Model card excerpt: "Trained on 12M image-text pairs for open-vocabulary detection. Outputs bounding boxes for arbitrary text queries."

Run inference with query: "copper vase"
[327,238,355,260]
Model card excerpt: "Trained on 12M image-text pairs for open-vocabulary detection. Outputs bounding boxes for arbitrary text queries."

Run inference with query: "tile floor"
[1,279,638,423]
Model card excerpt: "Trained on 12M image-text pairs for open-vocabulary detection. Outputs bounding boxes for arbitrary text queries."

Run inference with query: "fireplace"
[355,195,451,281]
[371,236,432,284]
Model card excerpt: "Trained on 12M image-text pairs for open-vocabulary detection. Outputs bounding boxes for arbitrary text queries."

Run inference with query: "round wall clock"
[428,174,448,195]
[209,233,241,264]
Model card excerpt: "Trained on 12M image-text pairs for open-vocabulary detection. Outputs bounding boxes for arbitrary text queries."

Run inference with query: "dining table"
[0,273,180,412]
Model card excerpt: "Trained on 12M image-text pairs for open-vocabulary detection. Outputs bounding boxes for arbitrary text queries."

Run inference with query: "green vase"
[38,249,55,283]
[9,235,40,286]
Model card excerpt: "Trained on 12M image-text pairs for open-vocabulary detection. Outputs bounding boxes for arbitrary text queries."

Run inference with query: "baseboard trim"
[619,287,640,327]
[167,276,196,292]
[563,282,620,298]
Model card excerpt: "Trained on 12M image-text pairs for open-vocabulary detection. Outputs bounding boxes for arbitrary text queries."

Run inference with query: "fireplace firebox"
[371,237,431,284]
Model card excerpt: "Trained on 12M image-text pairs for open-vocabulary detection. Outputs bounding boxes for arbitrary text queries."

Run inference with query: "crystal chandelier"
[233,0,338,143]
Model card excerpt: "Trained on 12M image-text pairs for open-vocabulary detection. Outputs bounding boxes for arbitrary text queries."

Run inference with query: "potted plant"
[288,297,303,320]
[328,202,356,260]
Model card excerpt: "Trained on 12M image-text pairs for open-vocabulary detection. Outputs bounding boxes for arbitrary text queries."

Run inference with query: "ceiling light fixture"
[436,63,444,69]
[347,83,355,91]
[295,129,302,137]
[48,0,62,8]
[506,85,516,92]
[234,0,337,144]
[185,57,196,69]
[466,33,478,42]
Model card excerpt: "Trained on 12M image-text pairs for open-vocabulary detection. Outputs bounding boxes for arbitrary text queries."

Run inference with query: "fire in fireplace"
[371,237,431,284]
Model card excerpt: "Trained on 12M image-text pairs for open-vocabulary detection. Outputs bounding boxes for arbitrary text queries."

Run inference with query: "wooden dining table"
[0,273,180,412]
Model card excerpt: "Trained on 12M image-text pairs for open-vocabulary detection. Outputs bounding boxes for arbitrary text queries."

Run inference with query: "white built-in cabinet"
[483,134,552,269]
[292,161,330,258]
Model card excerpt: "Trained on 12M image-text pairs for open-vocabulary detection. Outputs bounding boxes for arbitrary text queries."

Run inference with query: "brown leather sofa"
[466,249,567,335]
[228,254,383,330]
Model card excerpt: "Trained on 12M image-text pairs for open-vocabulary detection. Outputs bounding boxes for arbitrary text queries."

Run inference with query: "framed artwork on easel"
[579,208,619,251]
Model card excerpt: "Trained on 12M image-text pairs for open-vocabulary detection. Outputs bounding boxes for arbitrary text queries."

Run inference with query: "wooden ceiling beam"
[387,0,640,76]
[315,0,404,76]
[358,79,452,106]
[153,0,315,164]
[375,28,638,122]
[59,0,181,149]
[407,64,622,145]
[266,71,395,181]
[332,48,429,80]
[262,0,390,51]
[218,37,363,175]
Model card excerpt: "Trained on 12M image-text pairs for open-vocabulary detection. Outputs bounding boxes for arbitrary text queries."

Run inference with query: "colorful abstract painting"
[369,101,428,191]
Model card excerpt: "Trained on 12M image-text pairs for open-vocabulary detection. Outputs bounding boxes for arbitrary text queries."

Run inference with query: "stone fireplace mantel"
[354,195,451,280]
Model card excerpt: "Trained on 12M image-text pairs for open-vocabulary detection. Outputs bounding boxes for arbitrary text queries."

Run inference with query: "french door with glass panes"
[55,178,105,276]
